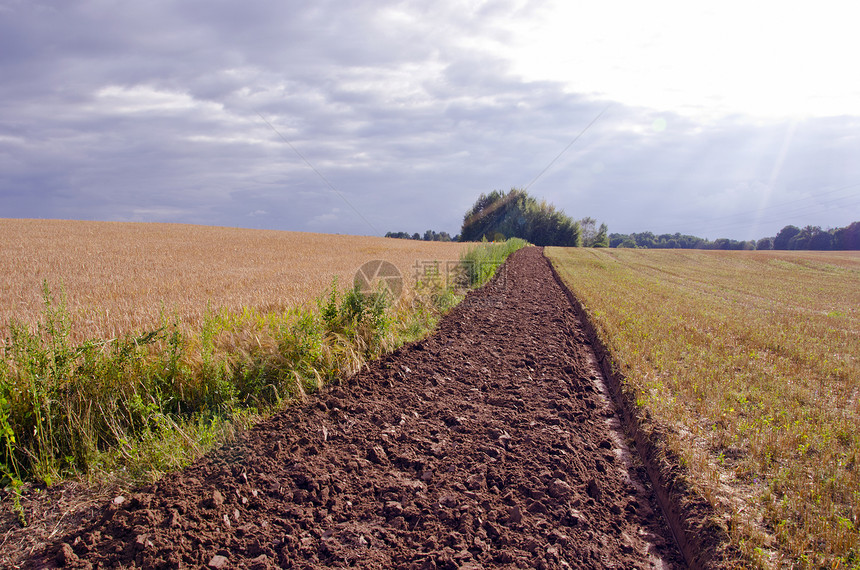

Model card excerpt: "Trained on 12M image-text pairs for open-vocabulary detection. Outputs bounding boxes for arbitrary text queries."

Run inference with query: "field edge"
[543,250,743,569]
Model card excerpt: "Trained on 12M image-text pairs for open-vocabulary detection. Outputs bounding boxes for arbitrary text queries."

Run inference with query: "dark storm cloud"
[1,0,858,239]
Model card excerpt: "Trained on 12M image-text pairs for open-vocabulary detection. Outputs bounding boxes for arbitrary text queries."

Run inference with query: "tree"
[459,189,518,243]
[388,230,453,242]
[460,188,584,246]
[580,217,597,246]
[833,222,860,250]
[593,223,610,247]
[632,232,656,249]
[809,229,833,250]
[578,218,610,247]
[609,234,627,248]
[756,237,774,250]
[773,225,801,249]
[603,221,858,251]
[787,225,820,250]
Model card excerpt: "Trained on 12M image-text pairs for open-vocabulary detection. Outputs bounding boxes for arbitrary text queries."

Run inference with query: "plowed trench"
[32,247,684,569]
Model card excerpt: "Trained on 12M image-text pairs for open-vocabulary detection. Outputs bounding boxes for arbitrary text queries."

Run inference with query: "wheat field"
[1,219,469,341]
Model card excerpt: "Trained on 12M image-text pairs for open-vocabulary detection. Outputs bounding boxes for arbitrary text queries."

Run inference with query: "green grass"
[0,240,525,511]
[0,283,387,490]
[546,247,860,568]
[461,237,529,286]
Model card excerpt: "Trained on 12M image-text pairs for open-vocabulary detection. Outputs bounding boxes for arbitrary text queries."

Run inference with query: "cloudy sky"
[2,0,858,240]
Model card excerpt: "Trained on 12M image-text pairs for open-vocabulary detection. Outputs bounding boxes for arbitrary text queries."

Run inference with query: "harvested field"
[546,247,860,567]
[0,219,469,341]
[12,247,704,568]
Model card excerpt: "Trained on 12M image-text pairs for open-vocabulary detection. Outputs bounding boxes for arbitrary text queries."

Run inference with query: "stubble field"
[546,247,860,567]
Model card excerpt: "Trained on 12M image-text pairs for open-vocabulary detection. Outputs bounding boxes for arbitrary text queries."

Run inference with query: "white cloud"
[95,85,199,114]
[501,0,860,120]
[0,0,857,240]
[309,208,342,227]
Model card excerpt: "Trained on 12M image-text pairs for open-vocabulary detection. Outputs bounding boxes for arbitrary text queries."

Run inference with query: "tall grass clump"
[1,243,527,496]
[461,237,529,286]
[1,282,411,490]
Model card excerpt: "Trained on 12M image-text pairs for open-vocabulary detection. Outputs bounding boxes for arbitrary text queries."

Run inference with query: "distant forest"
[385,188,859,250]
[384,230,457,242]
[387,222,860,250]
[610,222,860,250]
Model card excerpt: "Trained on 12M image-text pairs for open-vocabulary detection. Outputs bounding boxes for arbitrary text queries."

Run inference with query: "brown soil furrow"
[27,246,685,569]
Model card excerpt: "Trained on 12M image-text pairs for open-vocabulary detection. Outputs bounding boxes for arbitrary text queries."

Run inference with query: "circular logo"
[354,260,403,300]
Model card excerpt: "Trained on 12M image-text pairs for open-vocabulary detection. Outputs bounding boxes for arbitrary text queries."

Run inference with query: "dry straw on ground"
[547,247,860,568]
[1,219,469,341]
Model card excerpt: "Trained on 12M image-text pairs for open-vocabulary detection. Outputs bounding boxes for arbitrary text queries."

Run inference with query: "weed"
[461,238,528,287]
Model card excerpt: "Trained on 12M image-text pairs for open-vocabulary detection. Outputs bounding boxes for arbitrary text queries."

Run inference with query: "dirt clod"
[55,544,77,566]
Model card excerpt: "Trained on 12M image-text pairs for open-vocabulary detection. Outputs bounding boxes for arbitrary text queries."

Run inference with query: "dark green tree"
[609,234,627,248]
[833,222,860,250]
[787,225,819,250]
[756,237,774,250]
[773,225,801,249]
[809,229,834,250]
[460,188,584,247]
[632,232,657,249]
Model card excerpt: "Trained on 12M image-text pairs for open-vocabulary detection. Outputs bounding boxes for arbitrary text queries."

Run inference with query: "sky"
[1,0,858,241]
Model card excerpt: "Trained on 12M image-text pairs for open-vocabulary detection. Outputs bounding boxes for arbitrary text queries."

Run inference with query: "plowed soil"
[20,247,685,568]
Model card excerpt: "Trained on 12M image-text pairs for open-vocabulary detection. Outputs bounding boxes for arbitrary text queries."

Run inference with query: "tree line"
[766,223,860,250]
[610,222,859,251]
[384,230,457,242]
[609,232,755,250]
[386,187,859,250]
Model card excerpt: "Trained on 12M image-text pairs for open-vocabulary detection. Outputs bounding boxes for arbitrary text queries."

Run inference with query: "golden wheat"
[1,219,469,341]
